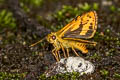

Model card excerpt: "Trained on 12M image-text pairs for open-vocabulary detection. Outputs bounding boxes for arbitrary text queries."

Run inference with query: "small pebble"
[45,57,95,77]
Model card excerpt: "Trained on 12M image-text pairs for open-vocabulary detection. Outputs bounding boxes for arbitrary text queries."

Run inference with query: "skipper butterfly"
[30,11,98,61]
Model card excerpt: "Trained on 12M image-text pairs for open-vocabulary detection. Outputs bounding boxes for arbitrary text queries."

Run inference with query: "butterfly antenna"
[29,37,46,47]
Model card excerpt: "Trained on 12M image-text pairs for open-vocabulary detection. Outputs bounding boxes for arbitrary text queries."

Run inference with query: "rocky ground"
[0,0,120,79]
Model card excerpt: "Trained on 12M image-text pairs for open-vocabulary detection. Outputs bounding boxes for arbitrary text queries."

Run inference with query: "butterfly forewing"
[56,17,81,37]
[56,11,97,39]
[79,11,97,38]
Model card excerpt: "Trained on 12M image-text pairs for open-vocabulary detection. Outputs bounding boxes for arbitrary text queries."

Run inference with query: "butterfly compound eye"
[52,35,56,40]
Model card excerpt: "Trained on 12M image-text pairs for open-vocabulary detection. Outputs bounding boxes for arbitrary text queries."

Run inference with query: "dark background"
[0,0,120,79]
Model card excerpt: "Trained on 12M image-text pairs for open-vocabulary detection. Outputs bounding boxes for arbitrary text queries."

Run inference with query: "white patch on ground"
[45,57,95,77]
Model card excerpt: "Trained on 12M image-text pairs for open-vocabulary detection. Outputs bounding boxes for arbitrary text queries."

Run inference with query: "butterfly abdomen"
[71,42,88,53]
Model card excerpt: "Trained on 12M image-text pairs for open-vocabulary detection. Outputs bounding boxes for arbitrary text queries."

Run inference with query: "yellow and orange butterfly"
[30,11,98,61]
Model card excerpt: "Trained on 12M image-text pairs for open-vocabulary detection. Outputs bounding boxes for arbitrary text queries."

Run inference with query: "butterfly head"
[46,32,57,43]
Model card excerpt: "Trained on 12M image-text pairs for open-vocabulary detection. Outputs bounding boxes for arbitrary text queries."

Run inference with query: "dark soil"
[0,0,120,80]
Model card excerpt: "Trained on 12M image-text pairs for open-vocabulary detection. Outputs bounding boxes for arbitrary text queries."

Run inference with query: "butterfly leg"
[72,47,79,56]
[52,49,59,61]
[55,50,59,61]
[60,44,67,58]
[55,50,61,61]
[66,48,70,57]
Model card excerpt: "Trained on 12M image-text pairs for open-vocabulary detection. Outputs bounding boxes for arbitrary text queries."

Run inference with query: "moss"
[93,32,105,43]
[32,51,39,56]
[116,40,120,46]
[38,72,81,80]
[52,3,99,31]
[53,5,80,22]
[20,2,30,13]
[0,72,27,80]
[109,5,116,12]
[105,29,110,33]
[20,0,44,14]
[54,3,98,21]
[90,53,101,59]
[38,74,46,80]
[78,2,99,11]
[1,0,120,80]
[100,69,109,77]
[113,73,120,79]
[93,3,99,10]
[0,9,17,31]
[78,3,91,11]
[71,72,80,80]
[0,0,4,5]
[50,25,64,32]
[20,0,44,8]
